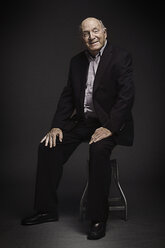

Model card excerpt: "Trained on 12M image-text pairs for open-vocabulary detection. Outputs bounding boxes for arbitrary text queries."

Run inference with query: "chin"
[89,44,102,51]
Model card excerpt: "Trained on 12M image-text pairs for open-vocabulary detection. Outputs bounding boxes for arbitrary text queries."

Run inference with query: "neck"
[89,50,100,57]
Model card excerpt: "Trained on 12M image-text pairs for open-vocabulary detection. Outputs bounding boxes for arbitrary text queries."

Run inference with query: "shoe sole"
[21,217,59,225]
[87,233,105,240]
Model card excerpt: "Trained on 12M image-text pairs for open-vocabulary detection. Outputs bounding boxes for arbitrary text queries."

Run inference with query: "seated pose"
[22,17,134,240]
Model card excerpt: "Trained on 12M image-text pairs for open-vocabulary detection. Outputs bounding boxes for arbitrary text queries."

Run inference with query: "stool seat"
[80,159,128,221]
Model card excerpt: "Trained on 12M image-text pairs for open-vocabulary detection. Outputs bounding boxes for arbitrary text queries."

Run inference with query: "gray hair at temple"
[79,18,107,34]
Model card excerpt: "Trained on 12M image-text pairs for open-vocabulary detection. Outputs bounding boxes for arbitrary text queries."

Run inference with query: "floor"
[0,183,164,248]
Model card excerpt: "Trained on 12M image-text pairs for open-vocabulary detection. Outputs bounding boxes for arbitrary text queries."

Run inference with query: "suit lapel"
[93,43,113,93]
[79,53,89,109]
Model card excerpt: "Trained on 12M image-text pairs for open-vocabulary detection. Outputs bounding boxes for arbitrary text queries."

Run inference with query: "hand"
[40,128,63,148]
[89,127,112,144]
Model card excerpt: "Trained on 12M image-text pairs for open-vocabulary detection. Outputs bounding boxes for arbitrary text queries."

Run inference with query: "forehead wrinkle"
[82,26,100,32]
[81,21,101,32]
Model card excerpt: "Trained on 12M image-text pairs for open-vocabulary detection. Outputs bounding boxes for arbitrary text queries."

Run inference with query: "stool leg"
[109,159,128,221]
[80,159,128,221]
[80,181,88,221]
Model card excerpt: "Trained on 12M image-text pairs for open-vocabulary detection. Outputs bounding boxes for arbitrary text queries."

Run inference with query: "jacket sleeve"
[105,52,134,134]
[50,60,75,129]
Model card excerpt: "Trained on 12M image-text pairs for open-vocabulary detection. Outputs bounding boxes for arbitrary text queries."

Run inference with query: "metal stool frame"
[80,159,128,221]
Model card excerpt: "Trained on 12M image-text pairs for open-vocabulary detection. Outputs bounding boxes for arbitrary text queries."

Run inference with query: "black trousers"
[34,119,116,222]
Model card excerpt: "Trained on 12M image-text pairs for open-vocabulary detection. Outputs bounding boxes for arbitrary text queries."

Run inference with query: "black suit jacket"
[51,42,135,146]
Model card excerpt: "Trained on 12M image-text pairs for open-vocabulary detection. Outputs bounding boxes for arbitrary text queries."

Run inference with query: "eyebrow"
[82,26,100,32]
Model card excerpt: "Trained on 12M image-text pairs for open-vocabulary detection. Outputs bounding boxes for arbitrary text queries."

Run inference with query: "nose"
[88,31,95,40]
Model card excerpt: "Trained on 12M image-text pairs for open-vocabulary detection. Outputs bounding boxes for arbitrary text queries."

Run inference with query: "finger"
[94,133,110,143]
[91,132,98,139]
[52,135,57,147]
[90,132,99,143]
[59,131,63,142]
[95,128,101,134]
[94,137,103,143]
[40,136,46,143]
[45,135,49,146]
[93,128,104,136]
[49,136,53,148]
[89,137,94,144]
[91,131,103,141]
[92,132,102,139]
[94,132,105,141]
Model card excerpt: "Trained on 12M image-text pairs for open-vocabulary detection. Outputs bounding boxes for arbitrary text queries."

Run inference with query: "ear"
[104,28,107,38]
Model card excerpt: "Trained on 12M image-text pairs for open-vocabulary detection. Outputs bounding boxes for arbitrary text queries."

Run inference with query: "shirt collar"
[99,39,107,56]
[85,39,107,60]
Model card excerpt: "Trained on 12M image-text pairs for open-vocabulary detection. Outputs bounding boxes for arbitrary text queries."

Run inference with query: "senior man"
[22,17,134,240]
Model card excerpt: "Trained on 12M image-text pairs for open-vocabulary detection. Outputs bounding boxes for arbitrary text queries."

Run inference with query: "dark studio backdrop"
[1,0,164,223]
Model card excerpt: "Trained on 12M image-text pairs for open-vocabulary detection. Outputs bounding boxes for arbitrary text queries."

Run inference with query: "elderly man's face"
[81,18,107,55]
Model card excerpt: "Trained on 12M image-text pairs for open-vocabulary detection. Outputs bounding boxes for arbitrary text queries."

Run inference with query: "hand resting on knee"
[40,128,63,148]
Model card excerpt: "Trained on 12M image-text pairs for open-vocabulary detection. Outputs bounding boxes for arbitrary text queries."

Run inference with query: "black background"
[1,0,164,217]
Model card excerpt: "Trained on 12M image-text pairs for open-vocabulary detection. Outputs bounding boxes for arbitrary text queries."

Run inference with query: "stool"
[80,159,128,221]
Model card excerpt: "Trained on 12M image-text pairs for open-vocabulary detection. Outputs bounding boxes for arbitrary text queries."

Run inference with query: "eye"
[83,32,89,37]
[93,28,99,33]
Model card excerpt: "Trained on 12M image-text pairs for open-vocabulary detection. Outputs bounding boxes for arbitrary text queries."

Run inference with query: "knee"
[38,142,50,152]
[38,142,45,149]
[90,140,106,155]
[38,142,60,153]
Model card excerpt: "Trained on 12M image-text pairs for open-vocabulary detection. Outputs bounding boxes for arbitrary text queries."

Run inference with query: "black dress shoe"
[87,221,106,240]
[21,212,59,225]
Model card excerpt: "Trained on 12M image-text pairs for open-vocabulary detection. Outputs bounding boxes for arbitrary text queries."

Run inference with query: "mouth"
[89,41,99,45]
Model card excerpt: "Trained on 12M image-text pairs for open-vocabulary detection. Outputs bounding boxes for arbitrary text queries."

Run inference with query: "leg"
[22,120,101,225]
[34,129,83,213]
[86,136,116,222]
